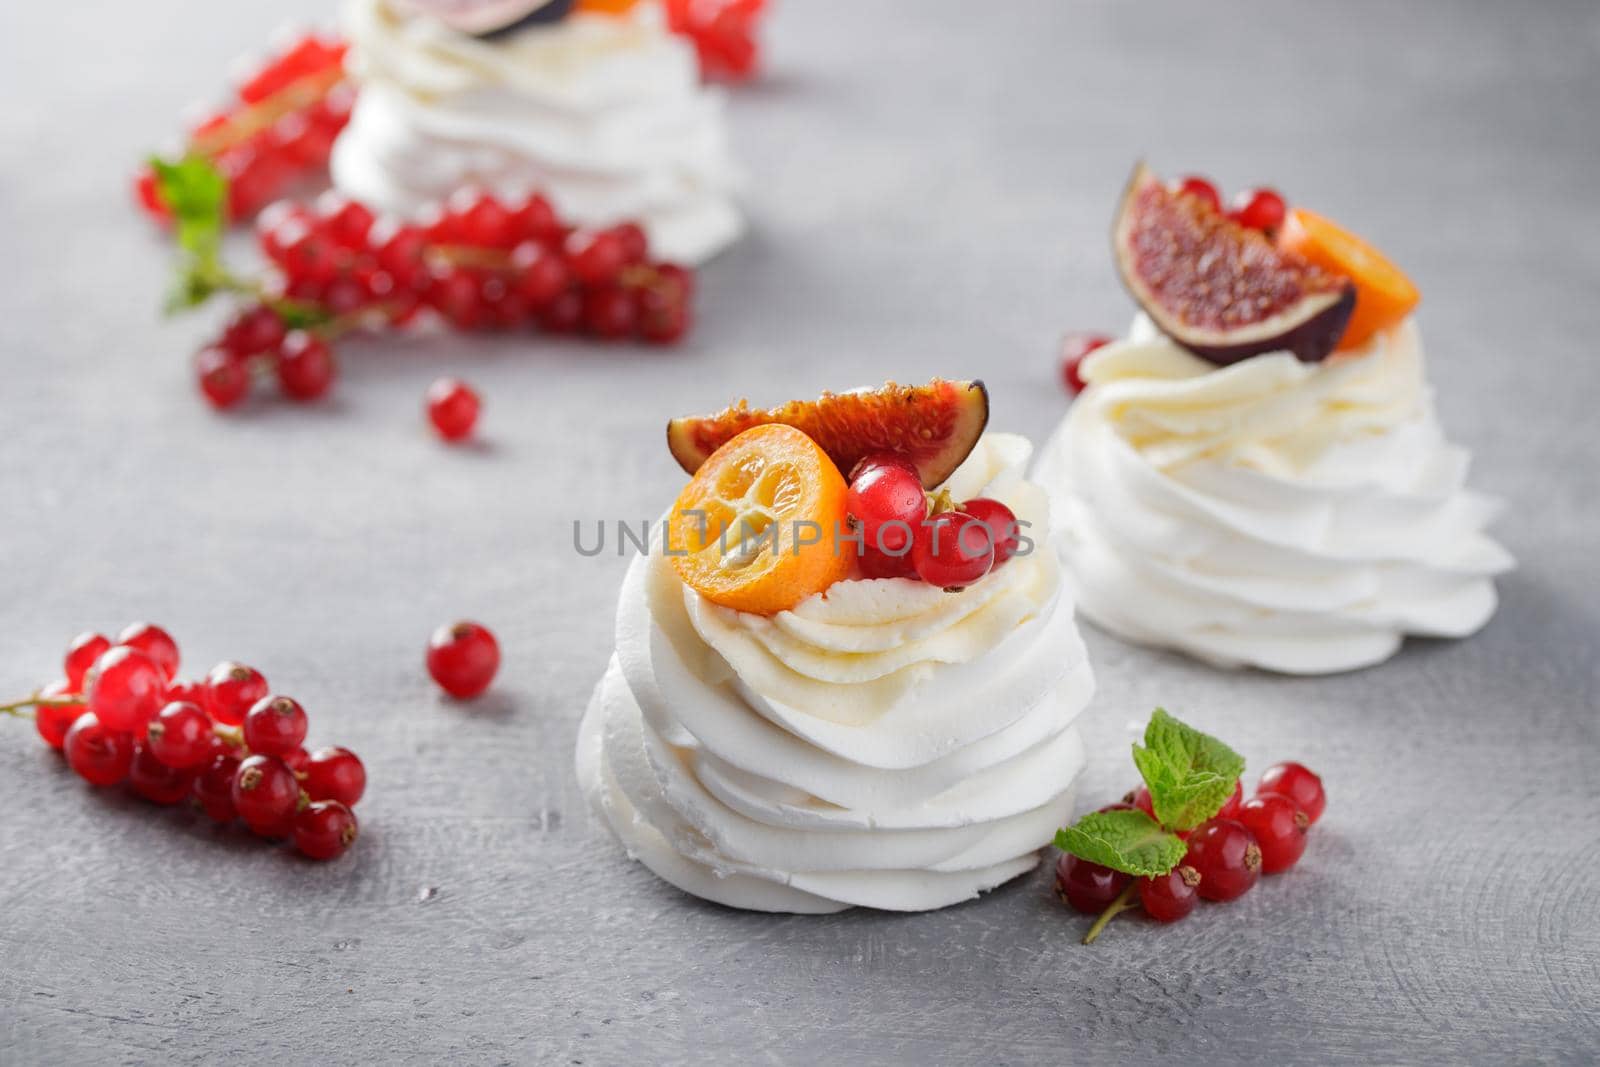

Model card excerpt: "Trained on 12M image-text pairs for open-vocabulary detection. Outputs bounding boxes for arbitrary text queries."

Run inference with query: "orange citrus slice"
[1278,207,1420,351]
[576,0,641,14]
[668,424,853,615]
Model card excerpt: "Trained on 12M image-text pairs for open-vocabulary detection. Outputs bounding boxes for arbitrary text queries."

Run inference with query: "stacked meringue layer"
[1037,316,1514,675]
[577,435,1095,912]
[333,0,743,264]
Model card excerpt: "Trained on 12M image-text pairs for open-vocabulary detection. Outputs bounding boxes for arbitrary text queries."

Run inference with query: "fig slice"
[667,380,989,490]
[1113,163,1356,365]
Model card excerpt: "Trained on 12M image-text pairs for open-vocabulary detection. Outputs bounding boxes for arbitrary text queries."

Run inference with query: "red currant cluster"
[196,188,696,411]
[664,0,767,81]
[2,624,365,862]
[136,33,352,223]
[1058,761,1325,925]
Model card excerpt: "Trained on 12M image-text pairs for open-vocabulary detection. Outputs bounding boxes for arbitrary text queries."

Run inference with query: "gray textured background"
[2,1,1598,1063]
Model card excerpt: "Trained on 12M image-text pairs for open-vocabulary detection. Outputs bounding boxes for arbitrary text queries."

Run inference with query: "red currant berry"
[582,287,638,339]
[857,543,917,580]
[303,746,366,807]
[1173,175,1222,213]
[316,193,375,248]
[1096,801,1136,814]
[1141,864,1201,923]
[958,498,1021,564]
[196,346,250,410]
[1054,853,1131,915]
[847,454,926,556]
[428,269,487,330]
[222,305,288,358]
[145,701,215,769]
[64,631,111,690]
[85,646,166,734]
[283,746,310,777]
[511,193,559,243]
[128,745,196,805]
[293,800,359,861]
[1184,818,1262,902]
[1060,333,1112,395]
[1216,778,1245,821]
[1127,783,1156,820]
[34,680,84,750]
[204,662,269,727]
[116,622,180,682]
[164,677,205,705]
[278,219,339,285]
[242,695,309,757]
[636,290,691,344]
[912,512,995,590]
[232,754,303,837]
[322,276,368,316]
[374,222,430,290]
[135,164,168,218]
[538,288,584,333]
[654,262,695,302]
[1229,187,1287,235]
[611,222,649,265]
[426,621,500,699]
[568,230,628,287]
[64,714,133,786]
[1258,761,1325,826]
[425,377,480,441]
[193,753,241,821]
[1237,793,1309,874]
[511,241,572,308]
[275,331,336,401]
[456,192,515,248]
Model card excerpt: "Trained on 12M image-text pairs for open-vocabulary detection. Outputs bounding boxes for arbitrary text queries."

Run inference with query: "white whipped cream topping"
[576,434,1096,912]
[1036,315,1514,675]
[332,0,743,263]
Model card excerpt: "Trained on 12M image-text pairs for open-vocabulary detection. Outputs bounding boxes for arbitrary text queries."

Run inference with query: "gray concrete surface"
[2,0,1598,1062]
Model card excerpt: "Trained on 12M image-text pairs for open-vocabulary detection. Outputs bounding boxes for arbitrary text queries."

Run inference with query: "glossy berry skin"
[582,287,638,339]
[242,696,309,757]
[1174,175,1222,213]
[116,623,180,682]
[568,230,628,287]
[1060,333,1112,395]
[232,754,303,837]
[426,378,480,441]
[1216,778,1245,821]
[164,678,205,705]
[193,753,241,821]
[275,331,336,401]
[85,646,167,734]
[64,632,111,689]
[911,512,995,590]
[204,662,270,727]
[34,680,85,750]
[1055,853,1131,915]
[64,714,134,787]
[1184,818,1262,902]
[1237,793,1310,874]
[1141,864,1201,923]
[856,543,917,580]
[128,746,196,806]
[293,800,359,861]
[1258,761,1326,826]
[145,701,216,769]
[1229,187,1288,235]
[222,305,287,357]
[196,346,250,410]
[426,621,500,699]
[958,498,1021,564]
[847,454,926,555]
[303,746,366,807]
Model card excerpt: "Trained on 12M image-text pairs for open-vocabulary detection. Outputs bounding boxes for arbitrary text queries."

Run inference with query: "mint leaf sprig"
[1054,708,1245,944]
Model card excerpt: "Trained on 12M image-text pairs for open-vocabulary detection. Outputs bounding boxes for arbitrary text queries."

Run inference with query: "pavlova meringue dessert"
[332,0,743,263]
[577,382,1096,912]
[1038,165,1513,675]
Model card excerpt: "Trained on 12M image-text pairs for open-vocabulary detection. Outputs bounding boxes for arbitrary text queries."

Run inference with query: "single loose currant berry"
[1184,818,1262,902]
[425,378,480,441]
[116,622,180,682]
[222,305,287,357]
[303,746,366,807]
[1229,187,1287,236]
[196,346,250,410]
[567,230,629,287]
[1237,793,1310,874]
[847,454,926,557]
[427,621,500,699]
[275,331,337,401]
[145,701,215,769]
[128,745,196,806]
[1173,175,1222,213]
[958,498,1021,564]
[64,714,133,787]
[242,696,309,757]
[293,800,359,861]
[1060,333,1112,395]
[1054,853,1131,915]
[204,662,269,727]
[1141,864,1202,923]
[64,632,111,690]
[232,754,304,838]
[34,680,84,750]
[912,511,995,589]
[1258,761,1326,826]
[193,753,241,821]
[85,646,166,734]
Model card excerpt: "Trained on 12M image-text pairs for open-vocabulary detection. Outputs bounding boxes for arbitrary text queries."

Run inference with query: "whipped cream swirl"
[576,435,1095,912]
[1037,316,1514,675]
[332,0,743,263]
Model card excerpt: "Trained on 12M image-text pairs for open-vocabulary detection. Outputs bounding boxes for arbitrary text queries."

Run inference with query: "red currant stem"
[1081,879,1140,946]
[187,68,348,158]
[0,691,82,718]
[212,724,246,748]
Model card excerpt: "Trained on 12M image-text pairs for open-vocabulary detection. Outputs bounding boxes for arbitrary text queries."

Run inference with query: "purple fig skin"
[1182,285,1355,365]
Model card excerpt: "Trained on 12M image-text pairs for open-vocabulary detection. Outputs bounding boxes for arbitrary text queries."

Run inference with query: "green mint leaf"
[1133,708,1246,832]
[150,154,227,265]
[1054,808,1188,878]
